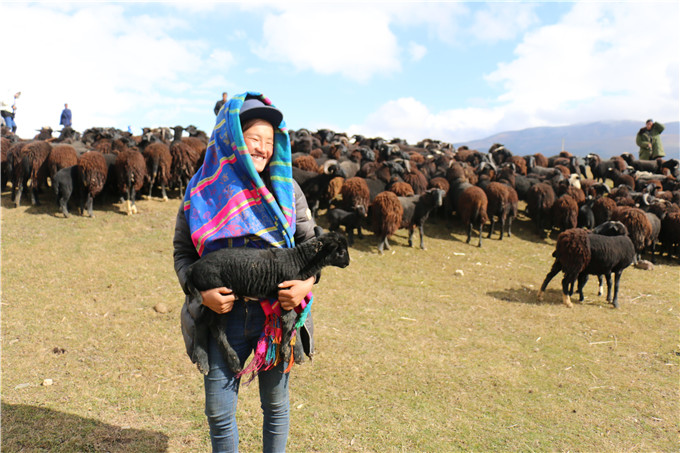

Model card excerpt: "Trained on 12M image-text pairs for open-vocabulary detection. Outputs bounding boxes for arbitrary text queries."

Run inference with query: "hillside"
[461,120,679,159]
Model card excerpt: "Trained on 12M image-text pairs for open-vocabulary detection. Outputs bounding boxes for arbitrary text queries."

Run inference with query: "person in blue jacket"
[59,103,72,127]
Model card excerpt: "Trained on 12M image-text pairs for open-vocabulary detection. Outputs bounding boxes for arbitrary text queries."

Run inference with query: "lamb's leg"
[192,321,211,375]
[499,216,505,240]
[407,225,415,247]
[279,310,297,370]
[465,222,472,244]
[506,216,513,238]
[210,314,242,374]
[419,224,426,250]
[561,274,575,308]
[86,193,94,218]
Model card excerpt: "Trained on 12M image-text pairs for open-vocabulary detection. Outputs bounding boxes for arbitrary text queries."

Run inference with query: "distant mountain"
[462,120,679,159]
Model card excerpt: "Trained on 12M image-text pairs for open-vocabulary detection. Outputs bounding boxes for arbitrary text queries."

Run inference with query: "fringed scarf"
[183,91,312,383]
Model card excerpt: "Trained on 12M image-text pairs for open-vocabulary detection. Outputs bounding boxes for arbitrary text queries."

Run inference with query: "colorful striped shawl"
[183,92,295,255]
[183,91,310,381]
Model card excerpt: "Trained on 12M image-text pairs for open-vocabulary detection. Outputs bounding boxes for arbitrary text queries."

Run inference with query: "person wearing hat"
[173,92,318,452]
[214,91,228,116]
[636,119,665,160]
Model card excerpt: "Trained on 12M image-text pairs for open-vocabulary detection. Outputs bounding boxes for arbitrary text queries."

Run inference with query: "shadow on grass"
[1,402,168,452]
[488,287,562,306]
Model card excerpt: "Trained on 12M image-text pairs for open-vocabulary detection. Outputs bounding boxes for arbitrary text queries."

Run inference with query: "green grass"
[1,191,678,452]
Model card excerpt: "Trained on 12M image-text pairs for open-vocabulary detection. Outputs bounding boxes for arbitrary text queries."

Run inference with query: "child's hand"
[278,276,315,310]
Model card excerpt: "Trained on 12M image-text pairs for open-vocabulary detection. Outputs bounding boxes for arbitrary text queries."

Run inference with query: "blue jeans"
[204,300,290,453]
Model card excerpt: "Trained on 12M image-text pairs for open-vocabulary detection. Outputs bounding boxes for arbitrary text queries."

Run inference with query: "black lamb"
[326,206,367,245]
[186,232,350,375]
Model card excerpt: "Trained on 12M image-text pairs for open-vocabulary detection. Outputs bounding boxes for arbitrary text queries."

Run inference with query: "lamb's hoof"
[196,359,210,375]
[562,294,573,308]
[537,291,544,302]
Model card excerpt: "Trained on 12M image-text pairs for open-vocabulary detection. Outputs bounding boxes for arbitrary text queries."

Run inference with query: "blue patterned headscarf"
[183,91,295,256]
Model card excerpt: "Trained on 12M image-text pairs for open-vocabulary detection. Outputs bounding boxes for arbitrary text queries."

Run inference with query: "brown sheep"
[484,182,518,240]
[459,185,489,247]
[170,126,202,196]
[509,155,527,175]
[402,168,428,195]
[526,182,556,235]
[339,176,371,213]
[77,151,109,217]
[551,194,579,233]
[387,181,414,197]
[592,196,617,226]
[611,206,653,260]
[293,155,320,173]
[533,153,549,168]
[370,190,404,254]
[143,142,172,200]
[46,144,78,186]
[14,140,51,207]
[115,150,148,215]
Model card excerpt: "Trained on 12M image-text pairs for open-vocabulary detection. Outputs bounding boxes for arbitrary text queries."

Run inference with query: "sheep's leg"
[86,193,95,218]
[407,225,415,247]
[346,228,354,246]
[499,216,506,240]
[59,187,72,218]
[487,217,496,239]
[561,274,575,308]
[538,259,562,301]
[577,273,589,301]
[14,181,23,207]
[30,183,40,206]
[611,271,623,308]
[131,187,138,214]
[604,273,613,303]
[161,182,168,201]
[357,224,364,239]
[419,224,426,250]
[507,216,514,238]
[465,222,472,244]
[377,235,388,254]
[477,220,483,247]
[209,314,242,374]
[597,275,604,296]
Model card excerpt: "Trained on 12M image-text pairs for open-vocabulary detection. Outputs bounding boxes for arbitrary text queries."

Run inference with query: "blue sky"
[2,2,678,145]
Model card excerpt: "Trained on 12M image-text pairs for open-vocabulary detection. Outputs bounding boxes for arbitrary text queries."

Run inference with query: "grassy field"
[1,189,678,452]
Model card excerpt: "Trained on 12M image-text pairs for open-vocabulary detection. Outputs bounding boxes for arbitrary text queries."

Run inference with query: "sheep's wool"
[183,91,312,382]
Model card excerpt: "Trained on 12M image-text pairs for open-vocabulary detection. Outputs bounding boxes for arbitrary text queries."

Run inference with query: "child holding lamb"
[173,92,320,453]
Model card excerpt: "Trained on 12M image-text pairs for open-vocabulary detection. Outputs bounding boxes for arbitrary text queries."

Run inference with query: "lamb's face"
[320,232,350,268]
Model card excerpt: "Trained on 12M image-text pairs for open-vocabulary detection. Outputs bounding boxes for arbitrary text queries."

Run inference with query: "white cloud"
[0,3,233,134]
[350,3,679,144]
[254,5,401,83]
[408,42,427,62]
[468,3,539,43]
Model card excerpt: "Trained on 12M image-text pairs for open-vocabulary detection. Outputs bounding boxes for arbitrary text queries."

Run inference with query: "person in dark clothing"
[174,92,317,453]
[60,103,72,127]
[213,92,228,115]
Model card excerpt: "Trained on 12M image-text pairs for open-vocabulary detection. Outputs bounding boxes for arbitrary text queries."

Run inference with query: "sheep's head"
[592,220,628,237]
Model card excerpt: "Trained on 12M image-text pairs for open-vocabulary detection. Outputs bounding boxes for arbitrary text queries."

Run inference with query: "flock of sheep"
[1,124,678,308]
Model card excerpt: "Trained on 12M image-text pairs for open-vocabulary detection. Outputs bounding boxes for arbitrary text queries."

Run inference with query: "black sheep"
[538,221,635,308]
[398,188,446,249]
[53,165,81,218]
[326,206,366,245]
[186,232,350,375]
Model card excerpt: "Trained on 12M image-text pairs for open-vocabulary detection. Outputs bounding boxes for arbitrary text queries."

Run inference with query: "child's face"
[243,119,274,173]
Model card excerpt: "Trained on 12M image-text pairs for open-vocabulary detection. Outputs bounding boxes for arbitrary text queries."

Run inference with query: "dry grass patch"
[2,192,678,452]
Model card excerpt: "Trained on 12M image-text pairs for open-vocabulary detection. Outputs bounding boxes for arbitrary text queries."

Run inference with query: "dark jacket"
[214,100,226,116]
[173,179,318,364]
[636,122,665,160]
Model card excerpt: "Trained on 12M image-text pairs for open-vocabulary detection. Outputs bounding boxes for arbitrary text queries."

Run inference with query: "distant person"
[214,91,228,115]
[60,103,72,128]
[636,119,665,160]
[1,91,20,133]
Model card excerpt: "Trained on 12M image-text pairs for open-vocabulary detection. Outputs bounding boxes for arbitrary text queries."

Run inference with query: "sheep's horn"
[323,159,338,174]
